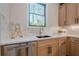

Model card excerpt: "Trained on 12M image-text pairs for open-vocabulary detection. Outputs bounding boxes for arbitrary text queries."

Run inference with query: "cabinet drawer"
[37,39,58,47]
[70,38,79,42]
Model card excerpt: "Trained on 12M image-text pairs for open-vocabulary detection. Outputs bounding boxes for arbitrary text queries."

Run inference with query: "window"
[29,3,46,27]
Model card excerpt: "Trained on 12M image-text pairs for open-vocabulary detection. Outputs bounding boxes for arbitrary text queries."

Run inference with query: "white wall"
[47,3,58,27]
[9,3,58,35]
[0,4,10,41]
[0,3,58,40]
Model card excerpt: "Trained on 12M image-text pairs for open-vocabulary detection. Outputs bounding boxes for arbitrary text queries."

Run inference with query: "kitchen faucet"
[39,26,44,36]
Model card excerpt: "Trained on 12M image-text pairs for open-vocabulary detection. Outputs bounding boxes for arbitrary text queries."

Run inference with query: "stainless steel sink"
[36,35,51,38]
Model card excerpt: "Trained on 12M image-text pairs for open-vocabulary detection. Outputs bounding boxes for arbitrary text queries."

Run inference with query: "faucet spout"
[39,27,43,36]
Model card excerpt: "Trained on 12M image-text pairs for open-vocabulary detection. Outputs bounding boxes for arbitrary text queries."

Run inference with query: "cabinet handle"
[72,40,79,44]
[64,20,67,25]
[74,40,79,42]
[48,46,52,55]
[8,45,30,49]
[78,18,79,23]
[75,18,77,24]
[72,41,79,44]
[77,18,78,24]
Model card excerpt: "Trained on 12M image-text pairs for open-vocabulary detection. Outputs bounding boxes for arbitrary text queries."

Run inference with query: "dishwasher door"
[3,42,37,56]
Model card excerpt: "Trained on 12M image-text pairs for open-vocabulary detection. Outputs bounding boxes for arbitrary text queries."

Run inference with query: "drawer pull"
[48,46,52,55]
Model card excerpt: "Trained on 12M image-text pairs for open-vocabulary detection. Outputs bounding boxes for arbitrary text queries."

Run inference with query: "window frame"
[28,3,46,27]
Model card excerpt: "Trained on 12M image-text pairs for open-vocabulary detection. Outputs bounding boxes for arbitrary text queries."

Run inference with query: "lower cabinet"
[66,37,71,56]
[37,39,59,56]
[58,38,66,56]
[70,38,79,56]
[37,46,49,56]
[37,45,59,56]
[2,37,79,56]
[0,46,1,56]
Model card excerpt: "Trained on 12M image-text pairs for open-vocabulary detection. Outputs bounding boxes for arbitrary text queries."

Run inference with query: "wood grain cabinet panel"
[66,37,71,56]
[19,47,28,56]
[37,39,59,56]
[70,43,79,56]
[37,46,48,56]
[0,46,1,56]
[70,38,79,56]
[77,4,79,23]
[58,38,66,56]
[59,3,79,26]
[66,3,77,25]
[59,4,67,26]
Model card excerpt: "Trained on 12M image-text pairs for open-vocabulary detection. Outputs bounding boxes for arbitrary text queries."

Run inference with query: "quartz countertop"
[0,33,66,45]
[0,33,79,45]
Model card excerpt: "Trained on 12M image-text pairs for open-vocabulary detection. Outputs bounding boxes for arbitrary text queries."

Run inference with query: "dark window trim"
[28,3,46,27]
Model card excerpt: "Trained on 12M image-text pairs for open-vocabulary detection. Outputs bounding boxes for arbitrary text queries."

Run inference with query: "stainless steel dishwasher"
[2,41,37,56]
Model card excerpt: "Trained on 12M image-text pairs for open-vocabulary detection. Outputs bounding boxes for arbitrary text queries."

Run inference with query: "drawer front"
[70,38,79,42]
[37,39,58,47]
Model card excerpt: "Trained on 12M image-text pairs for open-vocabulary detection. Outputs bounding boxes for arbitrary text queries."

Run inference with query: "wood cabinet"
[0,46,1,56]
[76,4,79,23]
[37,39,59,56]
[66,37,71,56]
[58,37,66,56]
[2,37,79,56]
[59,3,67,26]
[70,38,79,56]
[59,3,79,26]
[66,3,77,25]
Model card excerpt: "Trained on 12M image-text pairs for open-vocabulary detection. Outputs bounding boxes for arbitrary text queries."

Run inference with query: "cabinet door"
[67,3,77,25]
[70,38,79,56]
[70,42,79,56]
[59,39,66,56]
[59,4,66,26]
[37,46,48,56]
[0,46,1,56]
[37,45,58,56]
[51,45,59,56]
[19,43,29,56]
[19,47,28,56]
[37,39,59,56]
[66,38,71,56]
[77,4,79,24]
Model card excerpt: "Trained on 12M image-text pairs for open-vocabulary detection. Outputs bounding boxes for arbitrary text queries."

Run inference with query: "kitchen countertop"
[0,33,79,45]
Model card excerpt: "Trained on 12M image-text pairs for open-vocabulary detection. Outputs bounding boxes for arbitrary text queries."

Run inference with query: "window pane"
[29,4,35,13]
[34,4,45,15]
[38,16,45,26]
[29,3,46,27]
[29,14,34,25]
[34,15,45,26]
